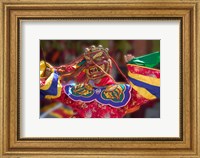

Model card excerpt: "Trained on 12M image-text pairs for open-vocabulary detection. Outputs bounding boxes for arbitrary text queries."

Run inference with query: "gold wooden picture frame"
[0,0,199,157]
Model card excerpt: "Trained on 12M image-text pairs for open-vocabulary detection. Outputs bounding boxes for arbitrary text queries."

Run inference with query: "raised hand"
[55,65,66,75]
[124,54,135,63]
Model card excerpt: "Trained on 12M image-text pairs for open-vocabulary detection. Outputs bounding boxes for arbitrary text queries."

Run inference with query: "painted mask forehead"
[84,45,109,56]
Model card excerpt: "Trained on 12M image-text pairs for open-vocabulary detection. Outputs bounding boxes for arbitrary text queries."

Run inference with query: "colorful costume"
[40,45,160,118]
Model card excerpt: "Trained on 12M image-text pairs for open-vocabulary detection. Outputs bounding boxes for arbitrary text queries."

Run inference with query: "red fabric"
[40,80,46,86]
[76,70,86,83]
[48,64,159,118]
[54,86,150,118]
[53,109,72,118]
[65,66,75,73]
[127,64,160,78]
[94,76,115,87]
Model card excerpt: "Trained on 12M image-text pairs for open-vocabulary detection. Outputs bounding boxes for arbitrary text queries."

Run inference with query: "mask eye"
[93,52,103,59]
[95,57,102,61]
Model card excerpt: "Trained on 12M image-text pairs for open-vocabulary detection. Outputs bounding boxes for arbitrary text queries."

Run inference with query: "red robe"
[40,61,160,118]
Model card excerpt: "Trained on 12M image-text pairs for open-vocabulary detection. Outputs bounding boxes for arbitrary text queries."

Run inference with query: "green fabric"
[77,59,86,66]
[128,51,160,68]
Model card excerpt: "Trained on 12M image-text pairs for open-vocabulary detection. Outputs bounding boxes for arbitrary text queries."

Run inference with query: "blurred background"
[40,40,160,118]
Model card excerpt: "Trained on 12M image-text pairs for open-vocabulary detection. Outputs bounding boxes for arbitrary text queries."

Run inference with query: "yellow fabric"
[49,112,62,118]
[128,72,160,87]
[40,61,46,77]
[40,102,57,113]
[40,72,55,90]
[40,61,56,90]
[45,76,62,99]
[40,61,54,77]
[60,107,74,116]
[129,82,156,100]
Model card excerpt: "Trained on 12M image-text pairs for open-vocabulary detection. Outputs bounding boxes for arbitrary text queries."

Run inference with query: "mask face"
[84,45,111,80]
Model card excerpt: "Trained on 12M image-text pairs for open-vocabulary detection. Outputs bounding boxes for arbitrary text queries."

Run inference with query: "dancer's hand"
[40,67,52,79]
[124,54,135,63]
[56,65,67,75]
[45,67,52,78]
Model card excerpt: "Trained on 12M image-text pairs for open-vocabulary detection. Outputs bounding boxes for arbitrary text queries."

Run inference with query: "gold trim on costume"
[129,82,156,100]
[128,72,160,87]
[45,77,62,99]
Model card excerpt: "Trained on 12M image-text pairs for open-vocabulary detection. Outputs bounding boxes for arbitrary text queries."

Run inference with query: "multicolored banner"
[40,61,62,100]
[127,52,160,100]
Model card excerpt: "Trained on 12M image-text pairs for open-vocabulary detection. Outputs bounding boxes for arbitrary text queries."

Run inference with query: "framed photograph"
[1,0,199,157]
